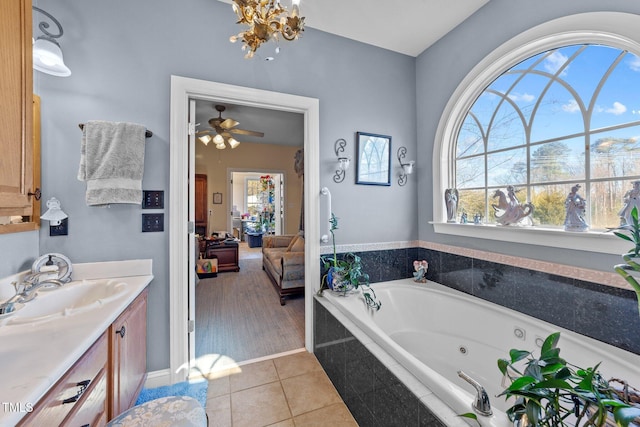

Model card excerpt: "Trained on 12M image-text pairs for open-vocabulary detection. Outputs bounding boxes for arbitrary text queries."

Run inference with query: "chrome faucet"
[0,271,67,314]
[19,274,65,302]
[458,370,493,416]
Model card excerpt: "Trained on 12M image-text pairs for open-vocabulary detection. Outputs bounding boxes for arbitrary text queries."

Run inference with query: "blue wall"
[23,0,417,371]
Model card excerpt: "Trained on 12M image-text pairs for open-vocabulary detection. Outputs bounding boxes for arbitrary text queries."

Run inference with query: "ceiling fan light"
[215,142,226,150]
[213,134,224,144]
[228,138,240,149]
[198,135,212,145]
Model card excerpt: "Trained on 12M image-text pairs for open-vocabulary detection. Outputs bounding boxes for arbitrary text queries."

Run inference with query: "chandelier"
[229,0,304,59]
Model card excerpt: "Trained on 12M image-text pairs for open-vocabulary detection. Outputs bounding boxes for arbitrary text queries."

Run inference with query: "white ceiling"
[217,0,489,57]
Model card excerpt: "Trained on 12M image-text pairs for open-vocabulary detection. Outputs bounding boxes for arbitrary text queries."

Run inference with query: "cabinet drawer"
[62,368,107,427]
[18,332,108,427]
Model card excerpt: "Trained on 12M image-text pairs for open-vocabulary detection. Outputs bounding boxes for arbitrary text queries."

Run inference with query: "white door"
[187,99,197,366]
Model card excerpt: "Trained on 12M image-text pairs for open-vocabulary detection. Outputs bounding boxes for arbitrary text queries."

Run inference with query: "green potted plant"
[492,332,640,427]
[610,206,640,317]
[318,213,381,310]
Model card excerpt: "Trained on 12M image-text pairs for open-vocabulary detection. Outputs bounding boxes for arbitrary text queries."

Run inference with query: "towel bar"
[78,123,153,138]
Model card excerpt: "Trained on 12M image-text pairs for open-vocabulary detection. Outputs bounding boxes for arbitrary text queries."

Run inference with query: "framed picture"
[213,192,222,204]
[356,132,392,186]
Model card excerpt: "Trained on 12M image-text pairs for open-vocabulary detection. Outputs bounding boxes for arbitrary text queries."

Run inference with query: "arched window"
[456,44,640,229]
[433,12,640,254]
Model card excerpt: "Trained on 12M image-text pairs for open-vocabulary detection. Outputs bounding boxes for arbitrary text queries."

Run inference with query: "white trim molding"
[170,76,320,384]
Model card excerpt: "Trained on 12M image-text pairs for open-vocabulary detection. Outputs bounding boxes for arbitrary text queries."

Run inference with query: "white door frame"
[169,75,320,383]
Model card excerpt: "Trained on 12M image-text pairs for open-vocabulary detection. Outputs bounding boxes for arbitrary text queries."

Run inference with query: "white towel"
[78,120,146,206]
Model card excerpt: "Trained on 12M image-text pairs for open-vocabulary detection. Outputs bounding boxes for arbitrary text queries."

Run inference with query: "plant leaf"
[507,376,538,391]
[613,406,640,427]
[510,349,531,363]
[458,412,480,425]
[541,332,560,355]
[498,358,510,376]
[532,379,573,390]
[614,231,633,242]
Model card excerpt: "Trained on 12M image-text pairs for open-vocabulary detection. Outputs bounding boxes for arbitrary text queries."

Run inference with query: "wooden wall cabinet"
[109,289,148,419]
[0,0,40,234]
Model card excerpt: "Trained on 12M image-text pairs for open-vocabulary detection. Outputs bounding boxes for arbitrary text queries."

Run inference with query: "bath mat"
[135,380,208,408]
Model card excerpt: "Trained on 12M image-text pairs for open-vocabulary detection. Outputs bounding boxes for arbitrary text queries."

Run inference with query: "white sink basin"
[1,279,128,326]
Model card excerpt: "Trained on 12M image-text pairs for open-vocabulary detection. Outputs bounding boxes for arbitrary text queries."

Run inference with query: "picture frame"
[213,192,222,204]
[355,132,392,186]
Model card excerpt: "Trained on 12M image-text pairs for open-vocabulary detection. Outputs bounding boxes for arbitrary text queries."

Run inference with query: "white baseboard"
[144,369,172,388]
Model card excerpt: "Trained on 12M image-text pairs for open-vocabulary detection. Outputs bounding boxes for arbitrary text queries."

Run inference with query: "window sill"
[431,222,628,255]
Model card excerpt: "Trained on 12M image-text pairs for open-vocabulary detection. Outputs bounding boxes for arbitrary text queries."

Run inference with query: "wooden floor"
[195,242,305,365]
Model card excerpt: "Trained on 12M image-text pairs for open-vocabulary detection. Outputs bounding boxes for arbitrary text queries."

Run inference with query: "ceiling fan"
[196,104,264,149]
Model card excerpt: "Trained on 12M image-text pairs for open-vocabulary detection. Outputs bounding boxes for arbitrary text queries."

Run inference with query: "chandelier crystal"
[229,0,304,59]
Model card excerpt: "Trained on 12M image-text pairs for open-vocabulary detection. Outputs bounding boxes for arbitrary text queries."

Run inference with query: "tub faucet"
[458,370,493,416]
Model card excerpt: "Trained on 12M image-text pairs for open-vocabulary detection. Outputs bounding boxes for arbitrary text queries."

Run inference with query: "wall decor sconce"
[41,197,68,225]
[333,138,351,183]
[32,6,71,77]
[397,146,415,186]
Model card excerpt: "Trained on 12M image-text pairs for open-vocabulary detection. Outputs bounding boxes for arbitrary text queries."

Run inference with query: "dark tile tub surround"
[321,247,640,355]
[314,300,446,427]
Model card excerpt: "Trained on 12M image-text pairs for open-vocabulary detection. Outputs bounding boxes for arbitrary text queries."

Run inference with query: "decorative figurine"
[473,213,483,225]
[564,184,589,232]
[413,260,428,283]
[491,185,534,225]
[618,180,640,226]
[445,188,459,223]
[460,211,468,224]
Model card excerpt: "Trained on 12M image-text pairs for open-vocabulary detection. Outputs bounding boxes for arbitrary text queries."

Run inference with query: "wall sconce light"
[333,138,351,183]
[32,7,71,77]
[397,147,415,186]
[41,197,68,226]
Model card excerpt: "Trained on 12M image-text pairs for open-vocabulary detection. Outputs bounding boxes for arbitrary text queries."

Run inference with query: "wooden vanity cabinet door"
[109,289,148,419]
[17,332,108,427]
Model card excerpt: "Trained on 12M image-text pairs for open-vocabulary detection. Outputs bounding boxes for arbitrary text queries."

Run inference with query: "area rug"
[135,380,208,408]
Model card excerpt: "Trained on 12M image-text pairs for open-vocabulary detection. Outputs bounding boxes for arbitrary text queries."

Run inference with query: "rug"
[135,380,208,408]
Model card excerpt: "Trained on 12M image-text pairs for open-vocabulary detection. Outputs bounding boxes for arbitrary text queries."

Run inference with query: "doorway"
[230,171,285,237]
[169,76,320,384]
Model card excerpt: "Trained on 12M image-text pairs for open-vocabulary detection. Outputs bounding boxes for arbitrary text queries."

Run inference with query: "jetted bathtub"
[321,278,640,426]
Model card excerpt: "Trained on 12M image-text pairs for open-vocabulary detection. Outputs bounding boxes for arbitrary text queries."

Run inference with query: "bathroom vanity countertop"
[0,259,153,426]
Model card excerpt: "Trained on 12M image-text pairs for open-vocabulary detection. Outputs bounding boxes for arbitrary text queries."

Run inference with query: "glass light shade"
[338,157,350,171]
[41,197,68,226]
[228,138,240,149]
[33,38,71,77]
[213,134,224,144]
[215,143,226,150]
[402,161,415,175]
[198,135,212,145]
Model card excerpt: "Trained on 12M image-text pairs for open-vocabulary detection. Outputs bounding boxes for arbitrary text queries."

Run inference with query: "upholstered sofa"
[262,234,305,305]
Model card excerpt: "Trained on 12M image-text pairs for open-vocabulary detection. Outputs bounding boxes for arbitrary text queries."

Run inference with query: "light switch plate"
[143,190,164,209]
[142,213,164,232]
[49,218,69,236]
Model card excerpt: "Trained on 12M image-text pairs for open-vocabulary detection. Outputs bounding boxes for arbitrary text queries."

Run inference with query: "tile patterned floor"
[203,351,358,427]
